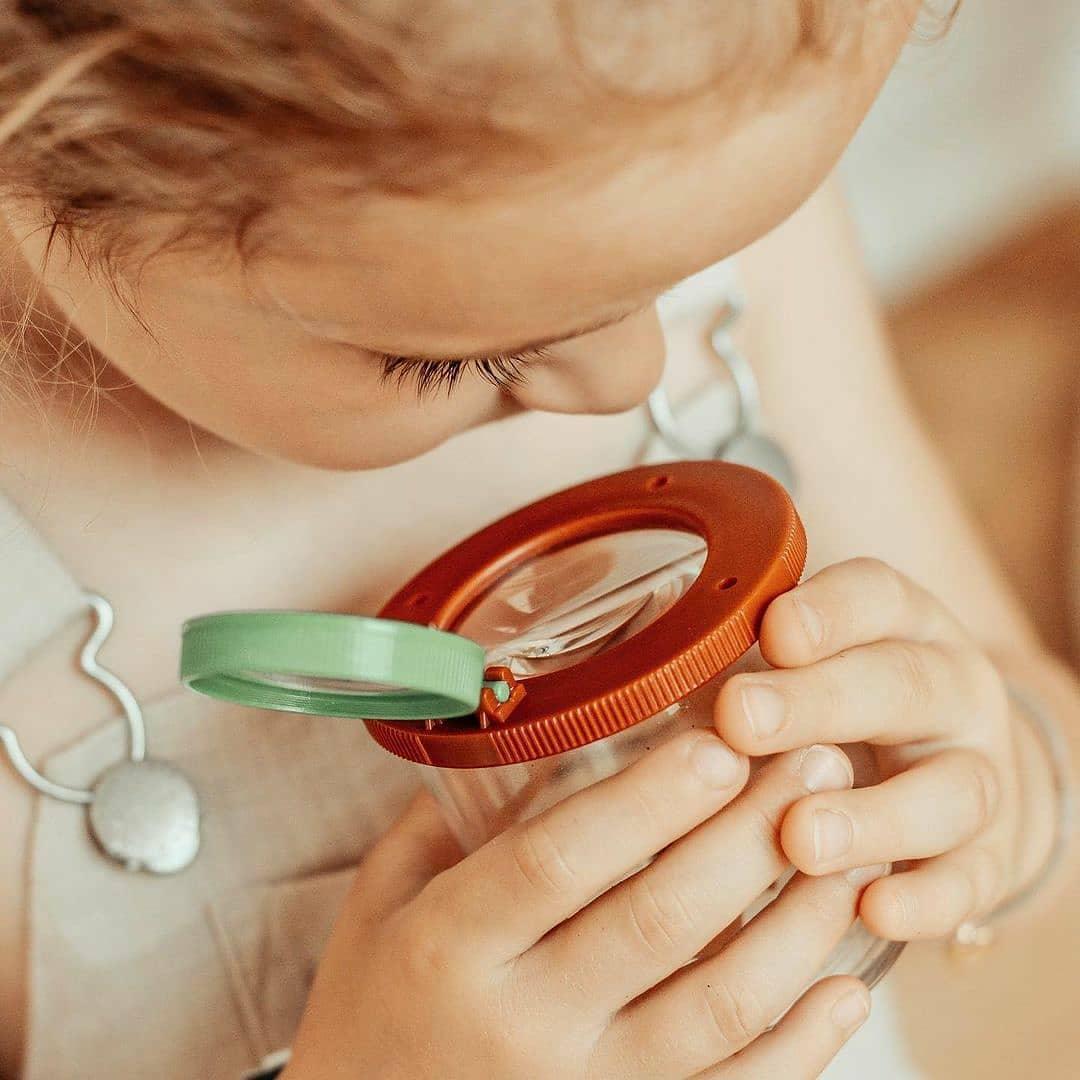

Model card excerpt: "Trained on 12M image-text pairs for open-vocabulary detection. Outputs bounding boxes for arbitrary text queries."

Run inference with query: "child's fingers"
[698,976,871,1080]
[534,746,853,1016]
[601,867,878,1077]
[779,749,1000,875]
[859,843,1006,940]
[758,557,967,669]
[716,638,997,754]
[427,730,749,964]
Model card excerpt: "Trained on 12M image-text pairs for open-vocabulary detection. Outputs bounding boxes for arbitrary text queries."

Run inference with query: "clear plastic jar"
[424,528,713,850]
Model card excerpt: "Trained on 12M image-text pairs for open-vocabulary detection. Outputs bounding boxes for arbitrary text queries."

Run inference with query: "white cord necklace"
[648,283,798,495]
[0,592,200,874]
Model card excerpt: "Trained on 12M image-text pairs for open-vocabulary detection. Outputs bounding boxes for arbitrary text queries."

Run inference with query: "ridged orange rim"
[367,462,806,767]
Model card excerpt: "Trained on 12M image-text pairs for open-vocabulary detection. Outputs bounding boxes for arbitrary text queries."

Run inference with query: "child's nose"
[509,307,666,416]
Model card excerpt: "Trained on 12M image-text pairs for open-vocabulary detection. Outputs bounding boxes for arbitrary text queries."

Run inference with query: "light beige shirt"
[2,490,419,1078]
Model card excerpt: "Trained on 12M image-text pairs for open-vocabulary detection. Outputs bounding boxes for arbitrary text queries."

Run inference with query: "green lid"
[180,611,498,720]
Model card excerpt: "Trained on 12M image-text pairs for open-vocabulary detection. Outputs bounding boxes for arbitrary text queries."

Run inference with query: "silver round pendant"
[89,759,201,875]
[1,594,203,877]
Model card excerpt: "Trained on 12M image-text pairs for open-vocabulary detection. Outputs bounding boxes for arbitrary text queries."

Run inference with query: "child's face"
[14,4,917,470]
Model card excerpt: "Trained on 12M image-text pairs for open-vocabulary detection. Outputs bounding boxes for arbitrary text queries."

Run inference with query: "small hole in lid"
[646,475,671,492]
[717,577,738,591]
[409,592,431,608]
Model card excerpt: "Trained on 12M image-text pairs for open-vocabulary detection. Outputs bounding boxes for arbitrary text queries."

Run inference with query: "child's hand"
[287,733,875,1080]
[717,558,1024,941]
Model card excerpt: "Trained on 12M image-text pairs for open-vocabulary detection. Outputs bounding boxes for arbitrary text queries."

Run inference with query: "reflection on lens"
[455,529,707,678]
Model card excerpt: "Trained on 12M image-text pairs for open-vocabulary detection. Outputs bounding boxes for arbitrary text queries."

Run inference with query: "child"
[0,2,1075,1078]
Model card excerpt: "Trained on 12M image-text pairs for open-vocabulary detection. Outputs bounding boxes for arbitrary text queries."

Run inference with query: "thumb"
[348,789,464,919]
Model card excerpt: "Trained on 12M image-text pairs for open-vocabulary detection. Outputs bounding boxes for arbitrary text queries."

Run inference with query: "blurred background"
[840,0,1080,671]
[838,5,1080,1074]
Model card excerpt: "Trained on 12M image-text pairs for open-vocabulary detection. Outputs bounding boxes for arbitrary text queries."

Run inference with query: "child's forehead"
[242,32,903,357]
[247,157,726,353]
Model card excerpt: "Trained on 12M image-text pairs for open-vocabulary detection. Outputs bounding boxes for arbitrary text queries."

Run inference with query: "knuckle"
[883,565,914,629]
[885,881,920,935]
[742,797,785,860]
[959,846,1005,918]
[892,641,936,715]
[854,558,908,610]
[849,555,892,579]
[803,875,858,926]
[626,776,671,838]
[959,753,1000,832]
[409,871,455,930]
[815,663,850,724]
[394,909,459,985]
[963,650,1009,723]
[700,976,769,1054]
[624,872,699,959]
[508,817,578,900]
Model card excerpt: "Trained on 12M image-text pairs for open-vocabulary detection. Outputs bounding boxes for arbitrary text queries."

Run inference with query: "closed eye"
[377,347,551,399]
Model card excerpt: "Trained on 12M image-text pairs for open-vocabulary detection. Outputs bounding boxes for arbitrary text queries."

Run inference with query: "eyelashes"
[378,347,551,399]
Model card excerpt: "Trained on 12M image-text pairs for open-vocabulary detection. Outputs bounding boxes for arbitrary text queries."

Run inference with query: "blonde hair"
[0,0,911,263]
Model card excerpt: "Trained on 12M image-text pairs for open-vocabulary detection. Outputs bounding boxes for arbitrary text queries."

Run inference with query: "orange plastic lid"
[367,462,806,768]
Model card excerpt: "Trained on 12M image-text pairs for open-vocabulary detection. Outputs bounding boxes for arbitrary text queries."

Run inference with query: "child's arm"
[738,176,1039,650]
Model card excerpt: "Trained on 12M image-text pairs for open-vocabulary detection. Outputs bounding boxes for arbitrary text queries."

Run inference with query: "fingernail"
[691,738,743,788]
[799,745,853,793]
[814,809,854,861]
[845,863,891,888]
[831,987,870,1033]
[740,684,786,740]
[793,598,825,648]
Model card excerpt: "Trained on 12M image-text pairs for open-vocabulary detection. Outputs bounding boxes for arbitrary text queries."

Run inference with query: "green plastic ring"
[180,611,486,720]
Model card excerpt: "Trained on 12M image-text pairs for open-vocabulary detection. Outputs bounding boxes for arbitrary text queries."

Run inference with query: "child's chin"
[243,427,448,472]
[230,398,524,472]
